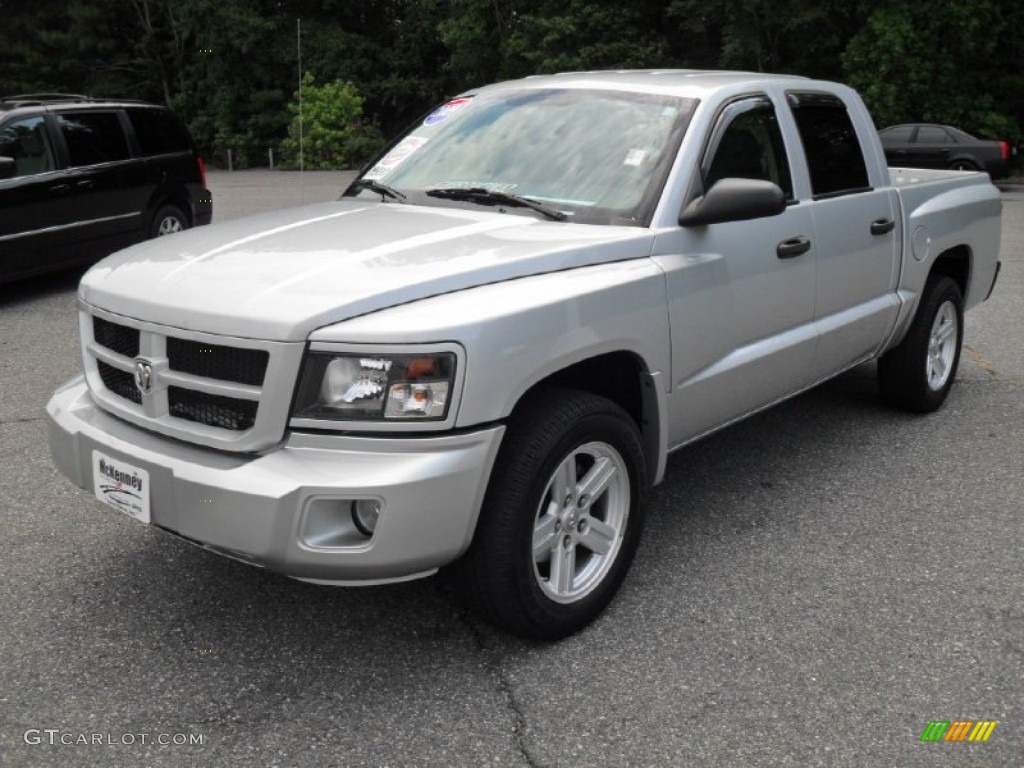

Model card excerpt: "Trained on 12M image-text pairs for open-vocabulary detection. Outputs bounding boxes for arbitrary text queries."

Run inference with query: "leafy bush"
[280,73,385,170]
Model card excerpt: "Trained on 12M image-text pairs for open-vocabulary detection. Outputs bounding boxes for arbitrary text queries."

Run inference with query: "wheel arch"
[929,245,971,300]
[146,186,193,230]
[512,351,667,486]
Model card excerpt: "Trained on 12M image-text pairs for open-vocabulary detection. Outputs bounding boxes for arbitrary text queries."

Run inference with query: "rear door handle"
[871,218,895,235]
[48,183,71,195]
[75,179,96,190]
[777,236,811,259]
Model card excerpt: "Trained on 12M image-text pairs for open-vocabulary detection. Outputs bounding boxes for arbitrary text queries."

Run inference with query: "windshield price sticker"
[92,451,151,524]
[363,136,428,180]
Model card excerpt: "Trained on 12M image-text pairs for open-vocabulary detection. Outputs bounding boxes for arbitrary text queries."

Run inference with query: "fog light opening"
[352,499,381,537]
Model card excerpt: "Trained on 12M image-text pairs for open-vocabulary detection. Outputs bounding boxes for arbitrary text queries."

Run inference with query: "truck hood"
[80,201,654,341]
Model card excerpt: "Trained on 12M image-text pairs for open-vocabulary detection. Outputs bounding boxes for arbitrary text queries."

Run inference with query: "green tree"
[842,0,1022,139]
[280,72,384,169]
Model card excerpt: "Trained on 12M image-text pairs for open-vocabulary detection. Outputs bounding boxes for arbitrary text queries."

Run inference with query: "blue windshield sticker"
[424,98,472,126]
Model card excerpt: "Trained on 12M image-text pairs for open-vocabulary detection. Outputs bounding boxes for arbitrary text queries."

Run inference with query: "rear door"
[785,92,900,377]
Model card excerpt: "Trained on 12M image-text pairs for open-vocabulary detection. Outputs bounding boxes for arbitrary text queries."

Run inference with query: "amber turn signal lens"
[405,357,436,379]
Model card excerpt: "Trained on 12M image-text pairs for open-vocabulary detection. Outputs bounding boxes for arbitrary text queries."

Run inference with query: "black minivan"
[0,95,212,283]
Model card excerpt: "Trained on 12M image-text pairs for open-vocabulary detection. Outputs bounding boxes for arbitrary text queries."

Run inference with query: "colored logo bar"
[920,720,997,742]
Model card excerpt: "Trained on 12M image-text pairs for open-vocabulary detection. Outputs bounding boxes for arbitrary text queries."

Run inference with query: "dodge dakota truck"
[46,71,1002,639]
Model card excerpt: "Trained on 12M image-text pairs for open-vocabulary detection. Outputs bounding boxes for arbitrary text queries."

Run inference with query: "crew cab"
[46,71,1001,639]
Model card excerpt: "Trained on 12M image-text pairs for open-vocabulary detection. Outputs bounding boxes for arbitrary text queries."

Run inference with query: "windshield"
[350,87,696,226]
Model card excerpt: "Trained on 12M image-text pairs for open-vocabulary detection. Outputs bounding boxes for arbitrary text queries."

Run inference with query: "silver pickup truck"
[46,71,1001,639]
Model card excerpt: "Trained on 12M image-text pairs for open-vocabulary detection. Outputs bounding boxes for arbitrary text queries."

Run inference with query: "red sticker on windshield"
[424,98,472,126]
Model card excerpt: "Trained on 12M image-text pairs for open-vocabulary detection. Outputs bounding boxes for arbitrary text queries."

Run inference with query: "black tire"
[878,275,964,413]
[150,204,189,238]
[452,387,647,640]
[948,159,978,172]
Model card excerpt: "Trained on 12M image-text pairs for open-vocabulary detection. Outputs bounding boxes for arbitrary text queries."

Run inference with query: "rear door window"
[915,126,950,144]
[788,92,870,198]
[127,109,191,156]
[0,115,57,177]
[57,112,130,167]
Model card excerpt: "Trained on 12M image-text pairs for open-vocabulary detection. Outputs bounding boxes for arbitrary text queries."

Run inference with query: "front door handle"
[777,236,811,259]
[47,183,71,195]
[75,179,96,190]
[871,218,895,235]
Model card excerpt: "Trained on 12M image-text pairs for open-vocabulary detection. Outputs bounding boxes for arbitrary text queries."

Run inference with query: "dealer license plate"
[92,451,151,524]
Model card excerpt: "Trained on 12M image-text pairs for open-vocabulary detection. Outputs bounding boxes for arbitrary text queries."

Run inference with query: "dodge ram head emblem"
[134,359,153,394]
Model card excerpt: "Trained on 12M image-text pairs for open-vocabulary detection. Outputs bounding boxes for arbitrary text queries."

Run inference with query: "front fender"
[308,259,672,429]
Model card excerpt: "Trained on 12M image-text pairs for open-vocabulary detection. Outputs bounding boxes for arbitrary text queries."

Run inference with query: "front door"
[652,96,818,446]
[0,113,72,279]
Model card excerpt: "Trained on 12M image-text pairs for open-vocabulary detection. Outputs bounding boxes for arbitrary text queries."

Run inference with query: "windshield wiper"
[349,178,408,203]
[425,187,567,222]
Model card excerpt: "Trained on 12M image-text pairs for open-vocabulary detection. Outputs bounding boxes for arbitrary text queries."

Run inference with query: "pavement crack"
[963,344,998,379]
[0,416,45,425]
[458,609,544,768]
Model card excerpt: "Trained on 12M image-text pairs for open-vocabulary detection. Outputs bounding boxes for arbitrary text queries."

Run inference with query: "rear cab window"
[787,92,870,199]
[56,111,131,167]
[915,126,950,144]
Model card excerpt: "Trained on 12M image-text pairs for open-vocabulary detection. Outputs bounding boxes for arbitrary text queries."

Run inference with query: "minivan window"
[57,112,130,167]
[788,93,870,198]
[0,116,56,177]
[127,108,191,156]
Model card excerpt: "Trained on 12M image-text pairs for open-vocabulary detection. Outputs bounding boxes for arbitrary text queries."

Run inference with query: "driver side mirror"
[679,178,786,227]
[0,157,16,181]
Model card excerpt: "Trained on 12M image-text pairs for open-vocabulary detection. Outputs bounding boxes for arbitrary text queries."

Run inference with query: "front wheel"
[452,388,647,640]
[878,275,964,412]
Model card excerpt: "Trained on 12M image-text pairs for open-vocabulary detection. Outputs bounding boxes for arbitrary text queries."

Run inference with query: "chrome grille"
[81,307,303,452]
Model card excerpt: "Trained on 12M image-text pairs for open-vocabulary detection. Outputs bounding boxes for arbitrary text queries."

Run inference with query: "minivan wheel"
[150,204,189,238]
[878,275,964,413]
[453,387,647,640]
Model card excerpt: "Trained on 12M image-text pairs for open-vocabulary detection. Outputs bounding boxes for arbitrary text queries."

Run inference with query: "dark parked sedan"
[879,123,1016,179]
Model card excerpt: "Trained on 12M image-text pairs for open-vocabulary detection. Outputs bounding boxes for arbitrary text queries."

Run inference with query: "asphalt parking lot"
[1,171,1021,767]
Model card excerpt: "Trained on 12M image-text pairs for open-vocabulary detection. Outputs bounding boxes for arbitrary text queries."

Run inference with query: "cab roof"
[471,69,812,99]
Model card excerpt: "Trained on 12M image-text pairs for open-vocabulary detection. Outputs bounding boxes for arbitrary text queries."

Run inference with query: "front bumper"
[46,376,504,584]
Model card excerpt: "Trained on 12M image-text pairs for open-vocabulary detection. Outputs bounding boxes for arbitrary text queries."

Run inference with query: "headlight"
[292,351,457,422]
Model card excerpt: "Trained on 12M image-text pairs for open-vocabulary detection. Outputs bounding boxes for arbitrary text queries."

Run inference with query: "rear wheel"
[453,388,647,640]
[150,204,189,238]
[878,275,964,412]
[948,159,978,172]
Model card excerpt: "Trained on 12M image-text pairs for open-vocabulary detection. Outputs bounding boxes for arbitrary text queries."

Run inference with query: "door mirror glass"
[679,178,786,227]
[0,156,15,180]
